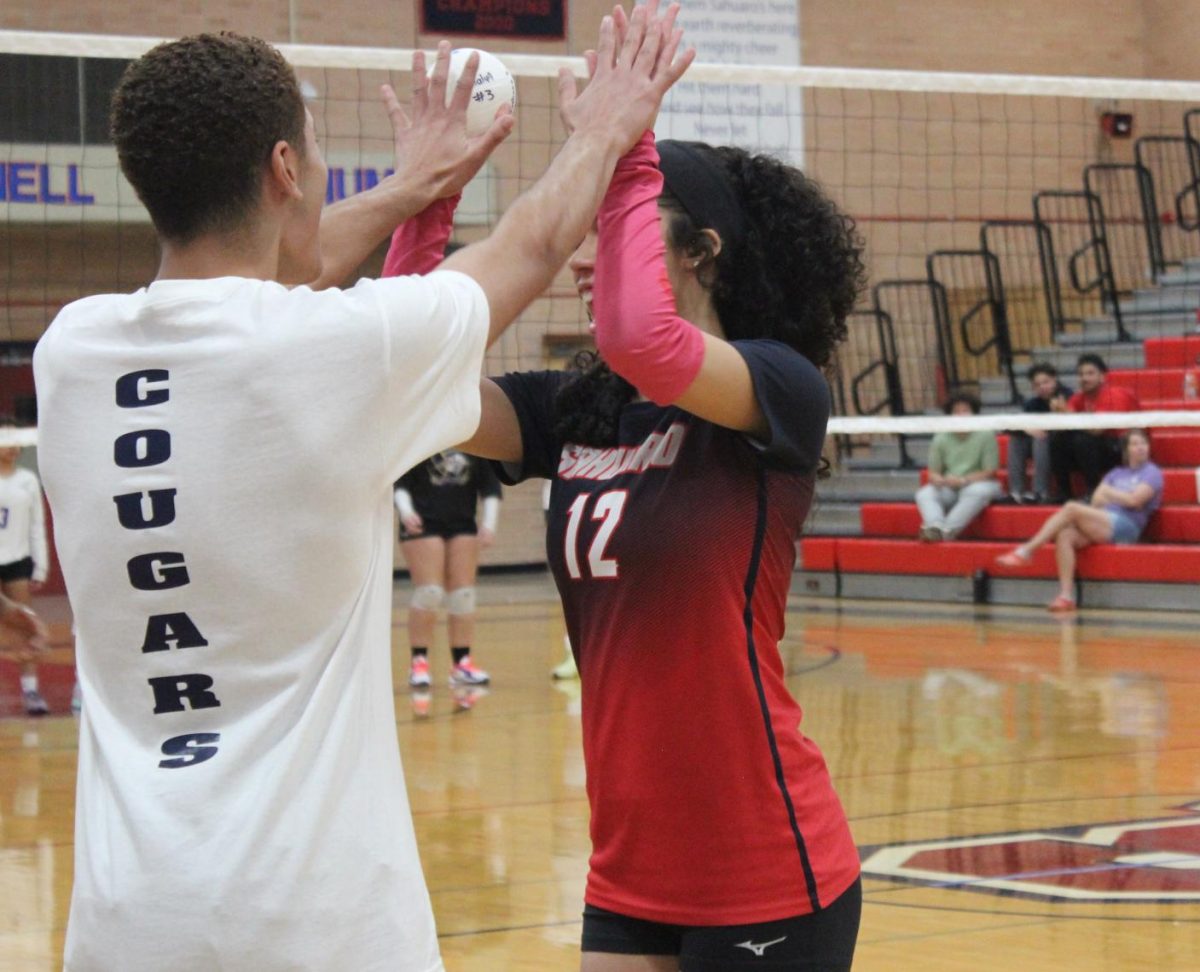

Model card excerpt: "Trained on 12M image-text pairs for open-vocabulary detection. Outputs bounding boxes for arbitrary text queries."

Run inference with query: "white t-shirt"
[0,466,48,580]
[33,272,489,972]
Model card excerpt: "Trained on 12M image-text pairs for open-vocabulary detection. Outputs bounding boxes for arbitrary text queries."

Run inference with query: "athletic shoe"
[408,656,432,689]
[449,656,490,686]
[23,690,49,716]
[917,525,943,542]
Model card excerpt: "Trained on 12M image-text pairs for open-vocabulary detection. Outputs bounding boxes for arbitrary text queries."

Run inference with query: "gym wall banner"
[420,0,566,39]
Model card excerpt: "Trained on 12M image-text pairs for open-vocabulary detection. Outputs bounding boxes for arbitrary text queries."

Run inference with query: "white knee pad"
[445,586,476,616]
[410,584,444,611]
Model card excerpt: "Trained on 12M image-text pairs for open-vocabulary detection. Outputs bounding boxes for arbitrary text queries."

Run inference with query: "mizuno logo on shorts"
[734,935,787,956]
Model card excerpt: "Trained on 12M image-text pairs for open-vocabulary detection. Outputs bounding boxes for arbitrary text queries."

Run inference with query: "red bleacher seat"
[859,503,1200,543]
[1105,368,1197,400]
[917,467,1196,502]
[800,537,1200,584]
[1151,431,1200,466]
[800,536,837,571]
[1143,335,1200,368]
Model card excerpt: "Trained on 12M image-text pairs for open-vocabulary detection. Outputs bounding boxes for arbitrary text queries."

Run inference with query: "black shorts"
[399,519,477,542]
[0,557,35,583]
[582,879,861,971]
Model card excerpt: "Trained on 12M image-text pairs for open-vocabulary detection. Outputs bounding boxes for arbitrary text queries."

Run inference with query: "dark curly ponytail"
[553,350,636,446]
[661,145,865,371]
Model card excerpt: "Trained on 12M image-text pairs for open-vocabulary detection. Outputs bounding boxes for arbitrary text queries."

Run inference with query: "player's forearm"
[444,129,624,344]
[593,134,705,405]
[310,177,440,289]
[394,488,417,519]
[480,496,500,533]
[382,194,461,278]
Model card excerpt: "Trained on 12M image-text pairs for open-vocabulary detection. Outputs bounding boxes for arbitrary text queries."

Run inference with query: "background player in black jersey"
[395,450,501,697]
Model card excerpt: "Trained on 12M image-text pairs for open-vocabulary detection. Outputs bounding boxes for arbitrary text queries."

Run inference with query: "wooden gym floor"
[2,575,1199,970]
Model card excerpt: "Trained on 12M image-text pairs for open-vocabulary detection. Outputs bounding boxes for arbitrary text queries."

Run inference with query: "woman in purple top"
[996,429,1162,611]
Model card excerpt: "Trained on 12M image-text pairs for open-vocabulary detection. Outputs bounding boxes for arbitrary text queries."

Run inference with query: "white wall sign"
[652,0,803,163]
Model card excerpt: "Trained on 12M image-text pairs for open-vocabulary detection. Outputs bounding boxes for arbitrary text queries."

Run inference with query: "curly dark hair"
[554,144,866,446]
[553,351,635,445]
[110,32,305,243]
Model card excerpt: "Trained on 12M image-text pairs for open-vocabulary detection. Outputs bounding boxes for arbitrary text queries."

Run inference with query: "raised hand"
[559,2,694,152]
[386,41,516,201]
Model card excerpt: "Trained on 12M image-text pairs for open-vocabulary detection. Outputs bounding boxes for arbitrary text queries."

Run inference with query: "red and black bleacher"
[801,337,1200,608]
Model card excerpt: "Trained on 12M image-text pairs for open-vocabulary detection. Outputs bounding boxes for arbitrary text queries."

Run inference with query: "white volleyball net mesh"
[2,30,1200,449]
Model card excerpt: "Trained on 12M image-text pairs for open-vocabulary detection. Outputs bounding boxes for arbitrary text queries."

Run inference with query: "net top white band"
[827,411,1200,436]
[5,29,1200,101]
[5,412,1200,448]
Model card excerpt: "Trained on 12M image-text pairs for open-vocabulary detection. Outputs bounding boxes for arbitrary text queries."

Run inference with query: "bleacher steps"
[805,502,862,537]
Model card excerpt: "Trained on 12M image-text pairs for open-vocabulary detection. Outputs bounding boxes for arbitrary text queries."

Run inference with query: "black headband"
[657,140,745,252]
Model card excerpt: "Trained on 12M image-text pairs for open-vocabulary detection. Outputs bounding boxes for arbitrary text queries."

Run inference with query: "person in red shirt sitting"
[1049,353,1140,499]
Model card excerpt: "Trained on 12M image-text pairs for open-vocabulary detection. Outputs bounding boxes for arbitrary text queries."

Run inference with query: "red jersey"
[494,340,859,925]
[1069,383,1140,437]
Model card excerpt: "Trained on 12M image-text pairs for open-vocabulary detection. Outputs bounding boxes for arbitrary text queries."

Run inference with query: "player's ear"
[686,229,721,274]
[267,139,304,201]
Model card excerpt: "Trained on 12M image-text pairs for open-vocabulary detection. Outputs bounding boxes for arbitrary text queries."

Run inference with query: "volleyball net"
[3,30,1200,452]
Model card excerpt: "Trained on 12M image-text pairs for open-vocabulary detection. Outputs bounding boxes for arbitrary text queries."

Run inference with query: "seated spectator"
[996,429,1162,611]
[915,392,1002,541]
[1050,353,1140,499]
[1007,362,1071,503]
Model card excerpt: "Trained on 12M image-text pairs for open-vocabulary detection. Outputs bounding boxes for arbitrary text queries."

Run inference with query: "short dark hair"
[111,32,306,243]
[1076,353,1108,373]
[1027,362,1057,382]
[943,391,982,415]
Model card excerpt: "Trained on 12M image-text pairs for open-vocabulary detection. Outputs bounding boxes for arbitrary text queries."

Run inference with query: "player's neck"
[673,288,724,341]
[0,458,17,476]
[155,218,282,283]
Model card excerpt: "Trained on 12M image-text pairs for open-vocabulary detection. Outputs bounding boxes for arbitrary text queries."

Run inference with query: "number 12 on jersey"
[564,490,627,580]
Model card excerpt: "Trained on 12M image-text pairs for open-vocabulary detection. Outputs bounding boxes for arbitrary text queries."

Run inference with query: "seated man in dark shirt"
[1007,362,1071,503]
[1050,353,1140,500]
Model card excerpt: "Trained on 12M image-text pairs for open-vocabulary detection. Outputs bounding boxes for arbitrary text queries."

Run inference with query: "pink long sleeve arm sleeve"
[381,192,461,278]
[592,133,707,406]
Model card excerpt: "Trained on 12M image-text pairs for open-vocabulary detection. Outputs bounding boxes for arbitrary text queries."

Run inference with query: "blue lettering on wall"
[38,164,66,205]
[326,166,394,204]
[68,165,95,205]
[9,162,36,203]
[0,162,95,206]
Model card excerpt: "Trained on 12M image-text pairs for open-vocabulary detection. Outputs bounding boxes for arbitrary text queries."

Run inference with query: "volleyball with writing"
[431,48,517,138]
